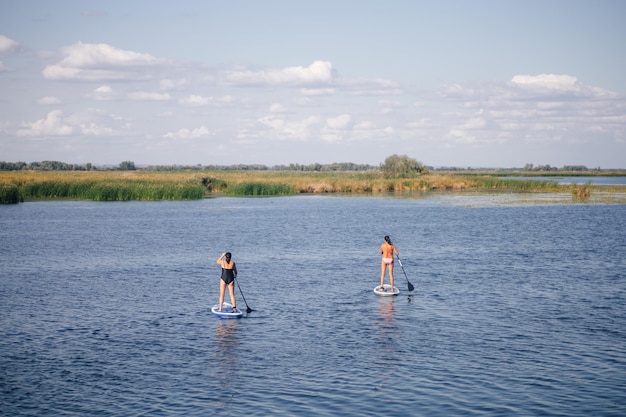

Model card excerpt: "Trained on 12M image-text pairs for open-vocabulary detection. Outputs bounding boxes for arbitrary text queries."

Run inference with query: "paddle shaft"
[234,276,253,313]
[396,255,415,292]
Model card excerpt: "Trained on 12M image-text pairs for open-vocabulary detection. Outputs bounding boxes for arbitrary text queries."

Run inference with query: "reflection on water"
[213,319,240,405]
[216,320,239,354]
[376,297,400,362]
[378,297,395,324]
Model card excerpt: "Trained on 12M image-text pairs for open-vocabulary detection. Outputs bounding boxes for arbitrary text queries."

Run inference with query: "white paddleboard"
[211,302,244,319]
[373,284,399,296]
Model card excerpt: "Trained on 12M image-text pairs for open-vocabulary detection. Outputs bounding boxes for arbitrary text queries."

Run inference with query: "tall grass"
[469,176,560,191]
[0,169,608,203]
[225,181,295,196]
[18,180,205,201]
[572,182,592,200]
[0,183,21,204]
[1,171,206,202]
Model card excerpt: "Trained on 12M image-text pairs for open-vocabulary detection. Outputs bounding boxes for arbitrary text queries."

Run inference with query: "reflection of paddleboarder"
[379,236,399,292]
[379,298,395,324]
[216,252,237,312]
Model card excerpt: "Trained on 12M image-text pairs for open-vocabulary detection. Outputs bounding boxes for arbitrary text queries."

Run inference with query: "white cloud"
[160,78,189,90]
[179,94,238,107]
[0,34,19,71]
[299,88,336,96]
[379,99,403,114]
[354,120,376,130]
[269,103,287,113]
[127,91,172,101]
[224,60,334,86]
[341,77,403,96]
[91,85,116,100]
[38,96,62,105]
[257,115,285,130]
[179,94,214,106]
[95,85,112,93]
[0,35,19,55]
[432,75,626,149]
[163,126,213,139]
[326,114,352,129]
[257,115,321,140]
[16,110,73,136]
[80,123,114,136]
[42,42,163,81]
[511,74,578,90]
[458,116,487,130]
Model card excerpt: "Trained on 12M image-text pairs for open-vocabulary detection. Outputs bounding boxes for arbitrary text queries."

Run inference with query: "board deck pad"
[373,284,400,296]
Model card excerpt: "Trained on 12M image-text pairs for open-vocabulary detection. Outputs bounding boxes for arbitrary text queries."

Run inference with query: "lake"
[1,195,625,416]
[501,176,626,185]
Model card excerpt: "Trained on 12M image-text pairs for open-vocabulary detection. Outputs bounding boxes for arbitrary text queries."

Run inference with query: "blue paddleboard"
[211,302,244,319]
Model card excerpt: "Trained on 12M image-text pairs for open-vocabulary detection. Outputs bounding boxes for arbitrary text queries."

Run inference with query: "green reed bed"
[224,181,295,196]
[3,170,618,203]
[469,176,560,191]
[0,183,21,204]
[19,180,205,201]
[2,172,206,202]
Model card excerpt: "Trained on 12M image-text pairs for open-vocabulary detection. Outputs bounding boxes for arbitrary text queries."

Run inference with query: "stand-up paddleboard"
[373,284,399,296]
[211,302,244,319]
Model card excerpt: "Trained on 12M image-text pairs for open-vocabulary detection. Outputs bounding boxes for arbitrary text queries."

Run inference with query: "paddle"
[234,276,253,313]
[396,255,415,292]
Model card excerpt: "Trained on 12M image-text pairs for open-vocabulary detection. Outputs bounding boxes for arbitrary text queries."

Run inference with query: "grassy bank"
[1,169,622,203]
[0,171,206,203]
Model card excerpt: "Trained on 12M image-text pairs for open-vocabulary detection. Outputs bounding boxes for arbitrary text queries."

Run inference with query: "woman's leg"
[227,282,236,308]
[380,261,387,288]
[389,263,394,289]
[218,280,226,311]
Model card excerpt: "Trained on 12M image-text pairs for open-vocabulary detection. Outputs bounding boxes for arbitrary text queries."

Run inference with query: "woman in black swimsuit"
[216,252,237,312]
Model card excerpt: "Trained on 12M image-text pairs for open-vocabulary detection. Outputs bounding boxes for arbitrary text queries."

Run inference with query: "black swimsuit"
[221,267,236,284]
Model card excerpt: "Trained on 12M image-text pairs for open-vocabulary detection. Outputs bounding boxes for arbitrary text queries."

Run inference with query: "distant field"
[1,169,625,203]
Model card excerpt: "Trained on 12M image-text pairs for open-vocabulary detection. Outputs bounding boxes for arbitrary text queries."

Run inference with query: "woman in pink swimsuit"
[380,235,399,291]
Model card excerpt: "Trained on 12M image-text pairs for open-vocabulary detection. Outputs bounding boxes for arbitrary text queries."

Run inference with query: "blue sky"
[1,0,625,168]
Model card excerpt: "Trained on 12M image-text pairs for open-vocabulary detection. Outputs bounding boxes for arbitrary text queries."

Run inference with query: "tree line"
[523,163,599,172]
[1,158,603,174]
[0,160,381,172]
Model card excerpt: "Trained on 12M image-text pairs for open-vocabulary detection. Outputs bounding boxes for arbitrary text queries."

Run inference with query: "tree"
[118,161,136,171]
[380,154,427,178]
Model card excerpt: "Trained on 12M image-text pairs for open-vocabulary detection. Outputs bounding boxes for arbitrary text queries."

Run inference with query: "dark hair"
[225,252,232,260]
[384,236,392,244]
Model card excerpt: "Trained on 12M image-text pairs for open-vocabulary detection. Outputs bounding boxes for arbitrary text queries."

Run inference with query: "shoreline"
[2,170,626,204]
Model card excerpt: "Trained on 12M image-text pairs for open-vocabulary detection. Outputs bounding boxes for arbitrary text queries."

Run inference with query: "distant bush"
[381,154,427,178]
[201,177,228,192]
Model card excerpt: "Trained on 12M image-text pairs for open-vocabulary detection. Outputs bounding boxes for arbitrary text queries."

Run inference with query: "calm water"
[502,176,626,185]
[1,196,625,416]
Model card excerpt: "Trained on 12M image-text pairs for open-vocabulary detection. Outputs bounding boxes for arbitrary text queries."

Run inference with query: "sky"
[1,0,625,168]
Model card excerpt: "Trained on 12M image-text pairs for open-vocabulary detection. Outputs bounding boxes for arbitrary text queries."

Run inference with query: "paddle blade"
[246,306,253,314]
[408,281,415,292]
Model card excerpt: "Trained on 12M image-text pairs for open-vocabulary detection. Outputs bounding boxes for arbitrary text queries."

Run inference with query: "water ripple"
[1,199,625,416]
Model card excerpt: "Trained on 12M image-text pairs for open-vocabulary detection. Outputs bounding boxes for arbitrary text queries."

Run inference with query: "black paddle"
[396,255,415,292]
[234,276,253,313]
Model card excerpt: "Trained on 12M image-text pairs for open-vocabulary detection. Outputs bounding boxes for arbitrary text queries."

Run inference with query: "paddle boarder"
[216,252,237,312]
[379,236,399,292]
